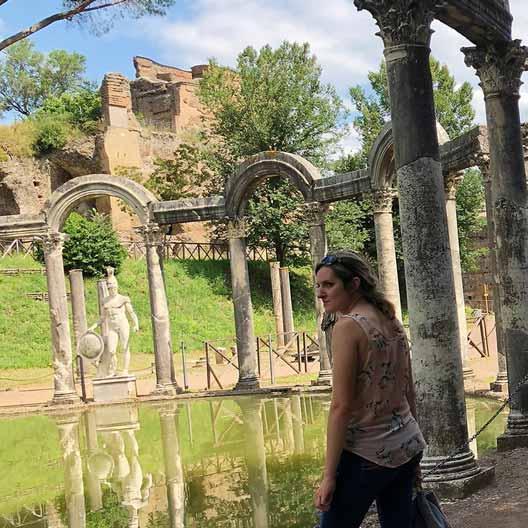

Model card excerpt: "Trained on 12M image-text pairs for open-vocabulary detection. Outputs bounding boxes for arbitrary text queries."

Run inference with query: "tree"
[349,57,475,165]
[196,41,346,264]
[0,1,176,52]
[327,57,481,273]
[0,40,87,116]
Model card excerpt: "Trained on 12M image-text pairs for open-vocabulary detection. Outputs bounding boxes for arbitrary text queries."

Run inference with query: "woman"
[314,251,425,528]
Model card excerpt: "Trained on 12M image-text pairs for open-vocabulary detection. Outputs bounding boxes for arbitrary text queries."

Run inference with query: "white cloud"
[136,0,528,128]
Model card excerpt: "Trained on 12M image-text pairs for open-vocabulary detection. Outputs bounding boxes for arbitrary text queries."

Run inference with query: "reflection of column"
[42,232,79,404]
[444,173,474,381]
[280,399,295,453]
[355,1,484,487]
[238,398,269,528]
[159,403,185,528]
[56,413,86,528]
[371,189,402,322]
[139,223,181,395]
[291,395,305,454]
[466,401,478,460]
[304,202,332,385]
[227,219,259,390]
[479,157,509,392]
[464,41,528,449]
[83,410,103,511]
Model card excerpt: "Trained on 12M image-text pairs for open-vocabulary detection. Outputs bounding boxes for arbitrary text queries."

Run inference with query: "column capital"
[354,0,444,48]
[138,223,163,247]
[371,188,395,213]
[41,231,68,254]
[462,40,528,99]
[226,218,247,239]
[302,201,329,227]
[444,172,464,201]
[470,153,491,182]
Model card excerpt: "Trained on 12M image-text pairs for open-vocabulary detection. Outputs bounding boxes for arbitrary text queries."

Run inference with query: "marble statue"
[89,267,139,377]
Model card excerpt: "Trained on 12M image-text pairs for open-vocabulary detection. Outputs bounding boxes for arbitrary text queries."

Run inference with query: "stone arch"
[224,151,322,217]
[368,121,450,190]
[44,174,158,232]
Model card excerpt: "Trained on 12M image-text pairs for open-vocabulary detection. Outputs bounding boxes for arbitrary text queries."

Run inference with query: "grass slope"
[0,256,317,370]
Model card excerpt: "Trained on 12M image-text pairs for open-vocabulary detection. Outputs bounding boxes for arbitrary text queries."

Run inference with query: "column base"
[316,369,332,386]
[423,465,495,499]
[497,413,528,450]
[490,372,508,393]
[151,384,178,397]
[234,376,260,391]
[50,391,81,406]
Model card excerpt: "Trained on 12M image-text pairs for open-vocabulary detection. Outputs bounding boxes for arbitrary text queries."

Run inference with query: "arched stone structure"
[224,152,321,217]
[224,152,331,389]
[42,175,180,403]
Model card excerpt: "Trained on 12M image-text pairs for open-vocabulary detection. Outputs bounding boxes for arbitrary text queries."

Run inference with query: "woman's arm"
[315,317,364,511]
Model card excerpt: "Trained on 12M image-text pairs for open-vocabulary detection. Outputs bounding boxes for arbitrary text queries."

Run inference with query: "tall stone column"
[227,219,259,390]
[69,270,87,348]
[56,413,86,528]
[304,202,332,385]
[139,223,181,395]
[444,173,474,381]
[354,0,489,493]
[159,403,185,528]
[371,189,402,322]
[478,156,509,392]
[464,40,528,449]
[42,232,79,405]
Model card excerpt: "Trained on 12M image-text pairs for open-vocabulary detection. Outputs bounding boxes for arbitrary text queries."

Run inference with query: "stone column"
[354,1,488,493]
[227,219,259,390]
[269,262,285,347]
[279,267,295,345]
[464,41,528,449]
[444,173,474,381]
[56,413,86,528]
[371,188,402,322]
[478,156,509,392]
[69,270,87,348]
[238,398,269,528]
[159,403,185,528]
[139,223,181,395]
[304,202,332,385]
[42,232,79,405]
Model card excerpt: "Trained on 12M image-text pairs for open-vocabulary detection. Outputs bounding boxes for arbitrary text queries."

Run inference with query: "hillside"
[0,256,317,370]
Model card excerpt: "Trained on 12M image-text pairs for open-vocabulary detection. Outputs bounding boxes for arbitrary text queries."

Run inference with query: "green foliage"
[34,212,127,277]
[327,57,480,274]
[246,178,310,265]
[325,198,374,256]
[0,40,87,117]
[348,57,475,163]
[0,120,37,159]
[456,169,488,272]
[37,88,102,133]
[148,142,215,201]
[196,41,346,263]
[32,113,73,154]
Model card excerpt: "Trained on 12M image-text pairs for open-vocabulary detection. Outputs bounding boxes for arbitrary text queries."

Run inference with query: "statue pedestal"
[92,375,137,403]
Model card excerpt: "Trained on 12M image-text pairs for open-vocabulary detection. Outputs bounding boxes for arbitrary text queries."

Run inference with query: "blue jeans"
[319,450,421,528]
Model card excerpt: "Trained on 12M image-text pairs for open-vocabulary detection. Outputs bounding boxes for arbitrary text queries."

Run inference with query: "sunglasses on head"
[320,255,340,266]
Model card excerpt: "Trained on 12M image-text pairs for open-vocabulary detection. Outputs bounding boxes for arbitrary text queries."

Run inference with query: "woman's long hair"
[316,250,396,319]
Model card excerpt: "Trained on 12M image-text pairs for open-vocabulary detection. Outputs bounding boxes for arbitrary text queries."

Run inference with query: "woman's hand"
[314,476,336,512]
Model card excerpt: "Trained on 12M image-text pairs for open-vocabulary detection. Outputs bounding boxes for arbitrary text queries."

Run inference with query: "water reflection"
[0,394,506,527]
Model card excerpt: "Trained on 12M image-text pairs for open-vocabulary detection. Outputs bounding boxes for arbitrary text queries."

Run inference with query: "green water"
[0,394,507,527]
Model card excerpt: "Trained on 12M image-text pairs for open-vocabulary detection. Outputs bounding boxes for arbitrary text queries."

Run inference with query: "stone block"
[497,433,528,451]
[92,375,137,403]
[425,465,495,500]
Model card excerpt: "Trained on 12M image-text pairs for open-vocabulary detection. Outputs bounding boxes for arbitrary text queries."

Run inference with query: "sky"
[1,0,527,153]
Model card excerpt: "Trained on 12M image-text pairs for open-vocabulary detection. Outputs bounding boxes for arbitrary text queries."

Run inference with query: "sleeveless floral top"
[339,314,426,468]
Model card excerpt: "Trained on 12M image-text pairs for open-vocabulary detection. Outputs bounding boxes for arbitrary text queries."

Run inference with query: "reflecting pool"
[0,394,506,527]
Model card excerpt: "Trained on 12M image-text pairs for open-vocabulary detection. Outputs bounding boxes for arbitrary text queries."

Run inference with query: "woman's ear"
[348,276,361,292]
